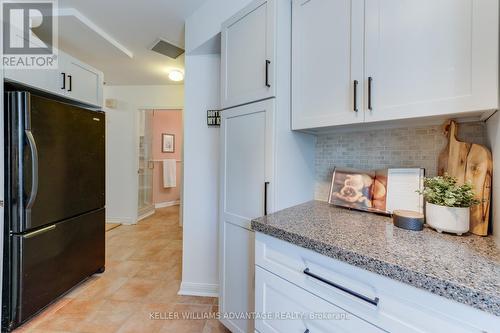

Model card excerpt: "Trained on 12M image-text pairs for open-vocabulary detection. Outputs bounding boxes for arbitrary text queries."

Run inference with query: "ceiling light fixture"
[168,70,184,82]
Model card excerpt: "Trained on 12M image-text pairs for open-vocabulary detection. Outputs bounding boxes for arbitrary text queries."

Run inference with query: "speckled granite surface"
[251,201,500,316]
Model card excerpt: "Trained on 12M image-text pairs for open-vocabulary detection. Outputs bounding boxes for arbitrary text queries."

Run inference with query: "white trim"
[178,282,219,297]
[155,200,180,209]
[58,8,134,58]
[137,209,155,222]
[106,217,135,225]
[137,105,184,110]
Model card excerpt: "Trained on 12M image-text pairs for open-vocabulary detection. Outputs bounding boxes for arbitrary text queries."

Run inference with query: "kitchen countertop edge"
[251,206,500,317]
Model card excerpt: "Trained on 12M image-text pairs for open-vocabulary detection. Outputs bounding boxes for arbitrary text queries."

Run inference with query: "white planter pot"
[425,202,470,236]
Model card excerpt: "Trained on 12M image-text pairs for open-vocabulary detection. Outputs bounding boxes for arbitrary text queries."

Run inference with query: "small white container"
[425,202,470,236]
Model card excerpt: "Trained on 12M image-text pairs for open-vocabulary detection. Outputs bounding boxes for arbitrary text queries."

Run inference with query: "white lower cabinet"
[255,266,383,333]
[255,233,499,333]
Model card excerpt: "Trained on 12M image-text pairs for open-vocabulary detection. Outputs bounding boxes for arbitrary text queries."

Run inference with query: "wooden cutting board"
[437,120,493,236]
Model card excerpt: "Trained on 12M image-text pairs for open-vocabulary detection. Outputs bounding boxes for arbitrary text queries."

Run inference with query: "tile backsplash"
[315,122,488,201]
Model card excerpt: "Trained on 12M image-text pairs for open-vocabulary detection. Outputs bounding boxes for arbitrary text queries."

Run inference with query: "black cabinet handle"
[265,60,271,88]
[303,268,379,306]
[368,77,373,110]
[264,181,270,215]
[353,80,358,112]
[68,75,72,92]
[61,73,66,90]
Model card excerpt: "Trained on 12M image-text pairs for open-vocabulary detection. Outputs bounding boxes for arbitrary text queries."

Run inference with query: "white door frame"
[134,108,184,225]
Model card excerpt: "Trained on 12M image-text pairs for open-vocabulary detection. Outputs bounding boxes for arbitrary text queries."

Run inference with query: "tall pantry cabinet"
[219,0,315,332]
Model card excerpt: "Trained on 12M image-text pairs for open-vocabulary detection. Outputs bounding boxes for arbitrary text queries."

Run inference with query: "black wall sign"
[207,110,221,127]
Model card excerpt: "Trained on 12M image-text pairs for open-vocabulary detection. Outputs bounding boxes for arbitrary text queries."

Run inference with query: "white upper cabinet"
[291,0,499,130]
[4,50,104,107]
[61,54,103,107]
[292,0,364,130]
[365,0,499,123]
[221,0,276,109]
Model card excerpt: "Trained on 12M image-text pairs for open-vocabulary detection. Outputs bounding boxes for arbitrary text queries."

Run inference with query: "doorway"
[137,109,183,222]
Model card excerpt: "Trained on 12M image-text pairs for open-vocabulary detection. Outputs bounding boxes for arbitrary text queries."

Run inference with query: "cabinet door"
[221,0,276,109]
[4,68,63,95]
[63,56,103,107]
[219,99,275,333]
[365,0,499,123]
[255,266,384,333]
[291,0,364,130]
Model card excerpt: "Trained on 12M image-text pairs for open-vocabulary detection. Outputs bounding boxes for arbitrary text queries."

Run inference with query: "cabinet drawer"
[255,233,492,333]
[256,266,383,333]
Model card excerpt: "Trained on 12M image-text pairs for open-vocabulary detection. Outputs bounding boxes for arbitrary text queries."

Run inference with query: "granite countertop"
[251,200,500,316]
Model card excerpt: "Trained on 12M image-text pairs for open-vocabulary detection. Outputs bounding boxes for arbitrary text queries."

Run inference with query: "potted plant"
[418,175,480,235]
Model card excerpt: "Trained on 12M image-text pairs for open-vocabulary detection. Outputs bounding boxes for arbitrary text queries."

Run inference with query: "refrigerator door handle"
[25,130,39,209]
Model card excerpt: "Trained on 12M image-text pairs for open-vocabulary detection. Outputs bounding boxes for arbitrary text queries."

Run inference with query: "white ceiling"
[58,0,206,85]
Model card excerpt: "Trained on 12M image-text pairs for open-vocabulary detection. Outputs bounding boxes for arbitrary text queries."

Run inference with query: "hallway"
[15,206,228,333]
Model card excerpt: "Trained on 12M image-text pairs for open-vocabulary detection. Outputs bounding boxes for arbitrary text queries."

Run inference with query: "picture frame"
[162,134,175,153]
[328,167,425,215]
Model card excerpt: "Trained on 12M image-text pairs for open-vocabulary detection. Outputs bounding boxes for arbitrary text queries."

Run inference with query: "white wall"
[185,0,252,53]
[104,85,184,224]
[487,112,500,244]
[181,0,259,298]
[179,54,221,296]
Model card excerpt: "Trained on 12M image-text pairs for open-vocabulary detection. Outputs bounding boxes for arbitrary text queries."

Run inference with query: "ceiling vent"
[150,39,185,59]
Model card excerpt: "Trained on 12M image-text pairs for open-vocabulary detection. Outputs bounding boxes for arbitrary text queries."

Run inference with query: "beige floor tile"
[104,260,147,278]
[54,298,104,317]
[159,319,206,333]
[13,206,222,333]
[174,296,217,306]
[109,278,159,302]
[202,320,231,333]
[72,276,129,300]
[146,280,182,304]
[115,303,173,333]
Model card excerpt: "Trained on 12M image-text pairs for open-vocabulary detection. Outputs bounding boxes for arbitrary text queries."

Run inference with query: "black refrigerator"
[2,87,105,331]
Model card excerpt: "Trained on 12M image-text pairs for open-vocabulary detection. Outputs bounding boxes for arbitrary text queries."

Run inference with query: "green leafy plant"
[417,175,480,208]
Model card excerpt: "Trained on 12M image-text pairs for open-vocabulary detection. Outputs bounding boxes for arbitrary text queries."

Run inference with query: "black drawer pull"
[264,181,270,215]
[265,60,271,88]
[353,80,358,112]
[303,268,379,306]
[368,76,373,110]
[68,75,73,92]
[61,72,66,90]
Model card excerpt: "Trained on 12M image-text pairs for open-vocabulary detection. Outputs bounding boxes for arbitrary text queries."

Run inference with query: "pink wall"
[152,110,183,205]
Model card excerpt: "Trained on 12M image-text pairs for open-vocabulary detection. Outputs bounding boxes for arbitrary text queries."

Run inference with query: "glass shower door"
[137,110,154,219]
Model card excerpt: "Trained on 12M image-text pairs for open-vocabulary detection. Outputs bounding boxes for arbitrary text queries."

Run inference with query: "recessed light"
[168,70,184,82]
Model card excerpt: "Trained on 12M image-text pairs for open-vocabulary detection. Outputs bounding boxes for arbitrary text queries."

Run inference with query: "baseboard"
[137,209,155,222]
[178,282,219,298]
[155,200,180,209]
[106,217,135,225]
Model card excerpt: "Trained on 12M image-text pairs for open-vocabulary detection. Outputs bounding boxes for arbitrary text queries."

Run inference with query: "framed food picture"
[328,167,425,215]
[162,134,175,153]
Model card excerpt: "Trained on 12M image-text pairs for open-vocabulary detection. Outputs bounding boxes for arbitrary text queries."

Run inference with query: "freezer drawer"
[8,208,105,328]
